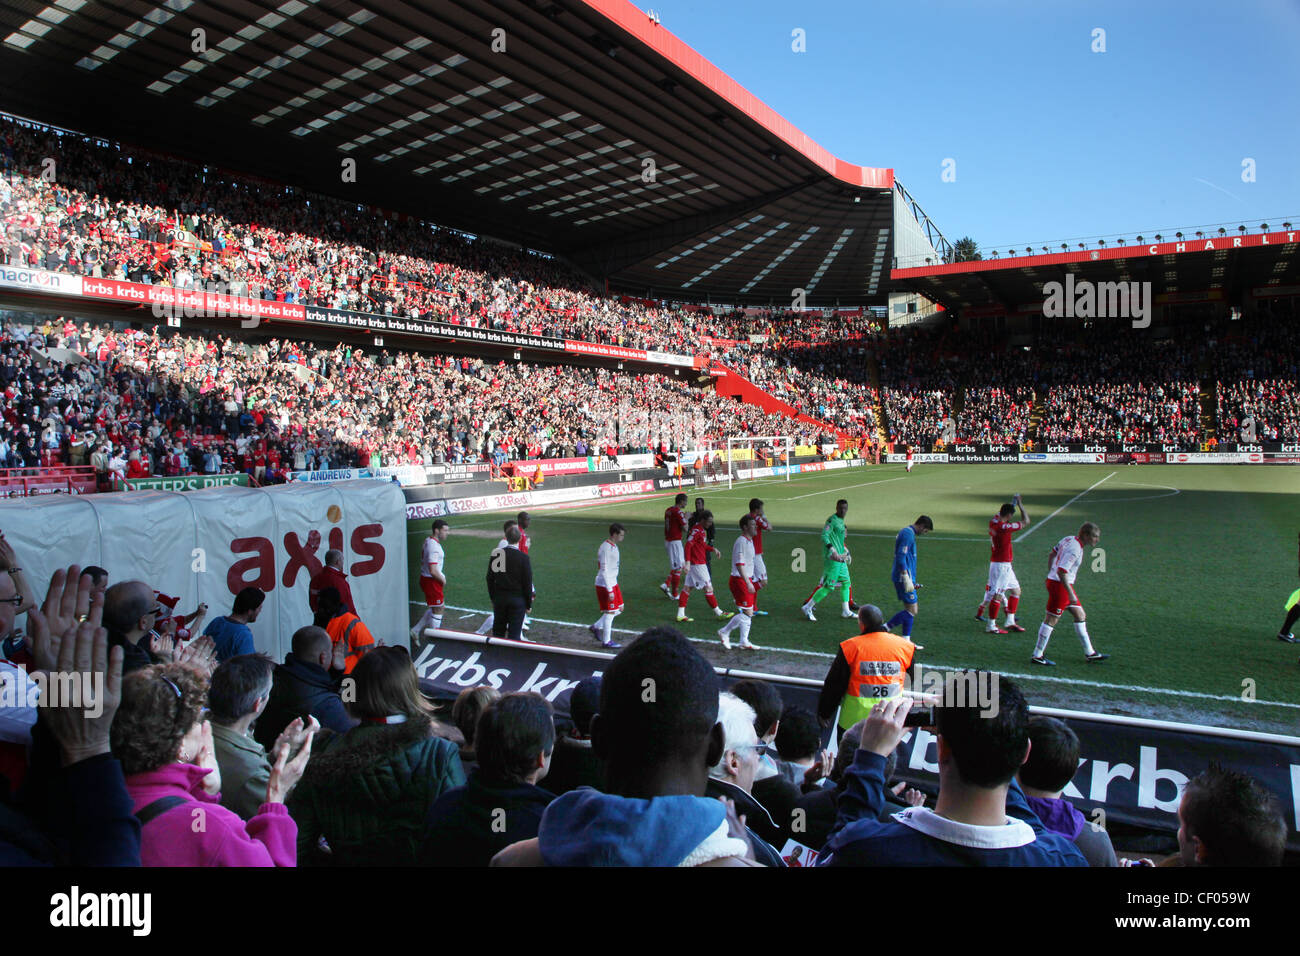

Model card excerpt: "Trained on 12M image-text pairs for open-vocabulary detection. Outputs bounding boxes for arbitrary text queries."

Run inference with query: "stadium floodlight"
[1260,223,1269,232]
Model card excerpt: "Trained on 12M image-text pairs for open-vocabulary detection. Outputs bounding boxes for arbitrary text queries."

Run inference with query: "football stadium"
[0,0,1297,883]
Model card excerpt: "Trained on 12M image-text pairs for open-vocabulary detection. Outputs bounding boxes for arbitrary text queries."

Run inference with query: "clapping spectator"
[208,653,318,821]
[111,661,308,866]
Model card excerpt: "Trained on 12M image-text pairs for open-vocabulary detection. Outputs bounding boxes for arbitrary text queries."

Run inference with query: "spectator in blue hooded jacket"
[817,673,1087,867]
[492,627,760,866]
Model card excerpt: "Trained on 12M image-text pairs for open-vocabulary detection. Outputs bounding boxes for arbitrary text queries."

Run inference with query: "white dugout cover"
[0,480,408,662]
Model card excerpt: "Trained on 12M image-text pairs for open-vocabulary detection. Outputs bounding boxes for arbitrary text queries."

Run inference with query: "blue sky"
[640,0,1300,252]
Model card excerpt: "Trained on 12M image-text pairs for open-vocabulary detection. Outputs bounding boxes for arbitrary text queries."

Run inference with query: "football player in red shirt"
[675,511,735,623]
[977,495,1030,634]
[660,493,689,599]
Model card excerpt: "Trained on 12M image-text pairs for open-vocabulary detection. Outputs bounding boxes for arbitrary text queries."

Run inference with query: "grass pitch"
[407,464,1300,736]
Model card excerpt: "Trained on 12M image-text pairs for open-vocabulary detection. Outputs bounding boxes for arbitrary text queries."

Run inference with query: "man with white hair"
[703,692,784,867]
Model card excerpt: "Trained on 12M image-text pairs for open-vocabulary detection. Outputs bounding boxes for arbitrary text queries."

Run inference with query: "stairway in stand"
[1199,377,1217,446]
[1027,388,1047,444]
[867,352,888,447]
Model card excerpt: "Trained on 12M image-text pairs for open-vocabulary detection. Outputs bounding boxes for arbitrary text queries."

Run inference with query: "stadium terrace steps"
[1200,378,1217,441]
[866,353,889,446]
[1028,389,1047,441]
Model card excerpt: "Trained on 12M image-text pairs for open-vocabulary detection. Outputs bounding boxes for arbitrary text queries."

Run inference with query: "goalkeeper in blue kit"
[888,515,933,642]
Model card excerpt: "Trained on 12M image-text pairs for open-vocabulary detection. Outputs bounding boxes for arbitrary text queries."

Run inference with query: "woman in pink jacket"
[111,662,313,866]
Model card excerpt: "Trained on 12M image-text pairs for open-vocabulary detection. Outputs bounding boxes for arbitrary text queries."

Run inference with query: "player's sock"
[412,607,435,635]
[672,570,683,596]
[719,613,742,636]
[886,611,914,636]
[677,591,689,609]
[1034,623,1054,657]
[738,614,753,645]
[988,599,1002,622]
[1074,621,1095,656]
[706,592,719,610]
[1004,596,1018,626]
[1281,605,1300,636]
[429,613,442,631]
[474,615,494,636]
[602,613,614,645]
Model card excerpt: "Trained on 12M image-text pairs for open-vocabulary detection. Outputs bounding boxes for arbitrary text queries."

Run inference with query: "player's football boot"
[1004,623,1026,633]
[1085,652,1109,662]
[985,626,1008,634]
[841,609,857,618]
[659,583,673,599]
[739,640,761,650]
[716,609,735,620]
[676,615,694,623]
[601,640,621,650]
[1277,633,1297,643]
[974,605,986,621]
[1030,655,1056,666]
[718,629,732,650]
[588,623,601,643]
[801,604,817,622]
[753,609,769,616]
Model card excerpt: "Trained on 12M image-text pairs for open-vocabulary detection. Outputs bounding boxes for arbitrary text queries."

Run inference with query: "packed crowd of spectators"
[0,115,789,356]
[3,114,1298,457]
[0,316,818,479]
[1210,316,1300,442]
[1039,382,1201,445]
[1,558,1288,868]
[1217,380,1299,443]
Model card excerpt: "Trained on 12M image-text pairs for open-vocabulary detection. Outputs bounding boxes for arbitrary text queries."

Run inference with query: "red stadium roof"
[0,0,901,306]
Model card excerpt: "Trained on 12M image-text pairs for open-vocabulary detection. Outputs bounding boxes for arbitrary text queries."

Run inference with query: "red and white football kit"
[1045,535,1084,616]
[419,536,445,607]
[728,535,757,611]
[595,538,623,613]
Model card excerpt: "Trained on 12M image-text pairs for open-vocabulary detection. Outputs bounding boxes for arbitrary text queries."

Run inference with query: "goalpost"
[722,435,795,490]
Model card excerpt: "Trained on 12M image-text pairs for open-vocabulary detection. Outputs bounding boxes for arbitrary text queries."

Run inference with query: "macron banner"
[0,266,82,296]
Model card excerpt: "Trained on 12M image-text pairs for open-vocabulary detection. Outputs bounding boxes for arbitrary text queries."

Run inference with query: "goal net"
[723,436,794,490]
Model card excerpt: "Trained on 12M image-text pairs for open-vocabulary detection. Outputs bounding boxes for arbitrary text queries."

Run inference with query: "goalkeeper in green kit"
[801,498,858,621]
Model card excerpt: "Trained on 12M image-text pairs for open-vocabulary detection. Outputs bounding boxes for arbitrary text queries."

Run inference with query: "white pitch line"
[411,601,1300,709]
[1015,471,1116,543]
[781,475,906,501]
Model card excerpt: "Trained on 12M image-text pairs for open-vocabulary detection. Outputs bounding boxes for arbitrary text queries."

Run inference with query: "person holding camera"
[816,676,1087,866]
